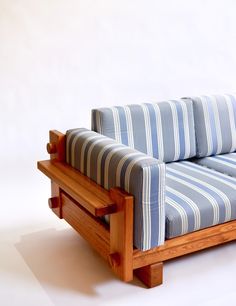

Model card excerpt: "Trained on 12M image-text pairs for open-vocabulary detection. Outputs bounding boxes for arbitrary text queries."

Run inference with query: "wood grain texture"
[38,129,236,288]
[38,160,116,216]
[109,188,134,282]
[133,220,236,269]
[61,192,110,261]
[135,262,163,288]
[47,130,66,162]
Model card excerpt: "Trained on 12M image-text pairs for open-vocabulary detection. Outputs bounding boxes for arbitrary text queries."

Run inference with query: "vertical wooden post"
[108,188,134,282]
[47,130,66,162]
[46,130,65,218]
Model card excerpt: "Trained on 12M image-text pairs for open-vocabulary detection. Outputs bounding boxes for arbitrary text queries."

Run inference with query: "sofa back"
[189,94,236,157]
[92,99,196,163]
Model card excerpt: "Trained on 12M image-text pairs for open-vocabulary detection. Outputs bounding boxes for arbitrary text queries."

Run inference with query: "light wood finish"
[38,160,116,217]
[50,181,62,218]
[47,130,66,162]
[109,188,134,282]
[135,262,163,288]
[133,220,236,269]
[40,159,236,287]
[38,128,236,288]
[61,192,110,260]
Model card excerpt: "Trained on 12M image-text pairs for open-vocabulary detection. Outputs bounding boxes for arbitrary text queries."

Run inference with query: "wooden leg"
[135,262,163,288]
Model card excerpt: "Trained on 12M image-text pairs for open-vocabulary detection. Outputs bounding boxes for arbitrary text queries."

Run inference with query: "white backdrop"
[1,0,236,165]
[1,2,236,305]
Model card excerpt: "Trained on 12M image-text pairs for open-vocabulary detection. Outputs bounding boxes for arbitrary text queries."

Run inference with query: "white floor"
[1,163,236,306]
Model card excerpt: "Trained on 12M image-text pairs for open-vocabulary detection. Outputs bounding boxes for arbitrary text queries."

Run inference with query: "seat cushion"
[92,99,196,163]
[165,161,236,239]
[189,94,236,157]
[192,153,236,177]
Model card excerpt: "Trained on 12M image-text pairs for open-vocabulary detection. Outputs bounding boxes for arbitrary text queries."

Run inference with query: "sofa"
[38,94,236,288]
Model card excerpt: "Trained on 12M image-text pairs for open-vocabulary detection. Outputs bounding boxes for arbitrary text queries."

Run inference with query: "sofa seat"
[192,153,236,178]
[165,160,236,239]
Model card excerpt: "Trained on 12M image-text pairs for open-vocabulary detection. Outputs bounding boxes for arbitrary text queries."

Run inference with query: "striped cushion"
[66,128,166,251]
[189,94,236,157]
[91,99,196,163]
[192,153,236,178]
[166,161,236,238]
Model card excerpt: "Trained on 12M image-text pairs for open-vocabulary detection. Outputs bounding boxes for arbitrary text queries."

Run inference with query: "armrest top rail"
[37,159,116,216]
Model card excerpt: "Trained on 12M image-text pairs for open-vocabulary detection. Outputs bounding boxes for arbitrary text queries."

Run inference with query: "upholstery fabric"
[192,153,236,178]
[66,128,166,251]
[165,161,236,239]
[91,99,196,163]
[188,94,236,157]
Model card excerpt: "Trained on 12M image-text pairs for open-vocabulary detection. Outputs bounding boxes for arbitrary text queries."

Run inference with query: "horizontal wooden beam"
[133,220,236,269]
[38,160,116,217]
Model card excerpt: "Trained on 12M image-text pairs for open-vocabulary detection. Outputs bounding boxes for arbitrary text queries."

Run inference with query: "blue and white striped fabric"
[188,94,236,157]
[165,161,236,238]
[192,153,236,178]
[66,128,166,251]
[92,99,196,163]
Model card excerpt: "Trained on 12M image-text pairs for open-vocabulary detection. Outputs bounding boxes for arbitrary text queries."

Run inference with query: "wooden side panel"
[61,192,110,261]
[109,188,134,282]
[133,220,236,269]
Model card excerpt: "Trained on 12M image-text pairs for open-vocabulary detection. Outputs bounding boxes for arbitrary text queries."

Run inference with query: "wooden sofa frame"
[37,130,236,288]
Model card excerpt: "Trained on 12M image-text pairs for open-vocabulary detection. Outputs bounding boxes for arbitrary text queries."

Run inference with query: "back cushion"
[189,94,236,157]
[92,99,196,163]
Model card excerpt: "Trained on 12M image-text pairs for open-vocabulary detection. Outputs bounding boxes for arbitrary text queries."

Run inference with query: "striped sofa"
[66,94,236,251]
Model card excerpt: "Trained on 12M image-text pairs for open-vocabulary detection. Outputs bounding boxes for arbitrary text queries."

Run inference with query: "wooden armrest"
[37,160,117,217]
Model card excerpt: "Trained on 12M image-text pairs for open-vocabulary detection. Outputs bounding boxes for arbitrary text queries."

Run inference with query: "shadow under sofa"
[38,94,236,288]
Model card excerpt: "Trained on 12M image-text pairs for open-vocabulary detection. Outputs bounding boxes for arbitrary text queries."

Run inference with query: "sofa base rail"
[37,130,236,288]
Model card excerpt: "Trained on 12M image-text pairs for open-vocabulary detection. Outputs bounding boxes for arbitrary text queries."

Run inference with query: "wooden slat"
[61,192,110,260]
[133,220,236,269]
[37,160,116,217]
